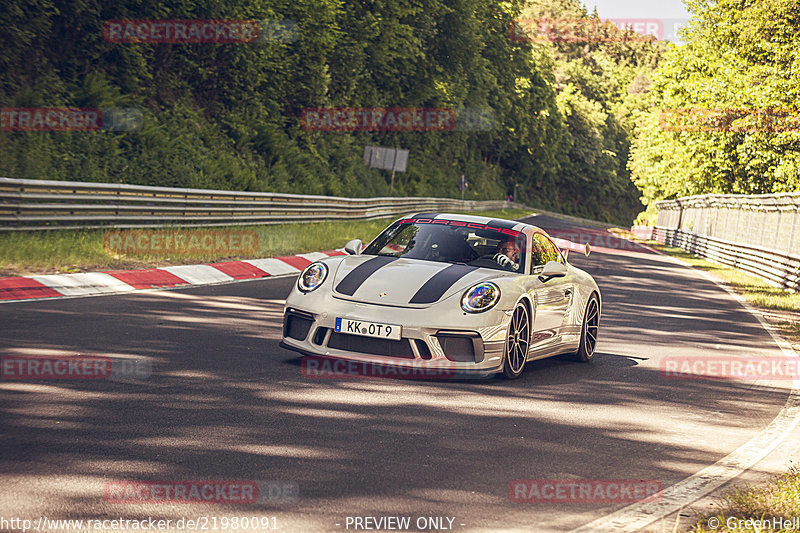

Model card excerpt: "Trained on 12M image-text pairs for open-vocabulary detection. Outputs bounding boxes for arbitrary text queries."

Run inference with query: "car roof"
[404,212,542,234]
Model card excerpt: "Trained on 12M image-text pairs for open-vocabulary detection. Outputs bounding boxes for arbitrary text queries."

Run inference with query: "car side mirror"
[344,239,362,255]
[538,260,567,282]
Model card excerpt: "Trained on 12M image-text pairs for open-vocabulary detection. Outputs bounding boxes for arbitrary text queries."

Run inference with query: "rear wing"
[551,237,591,259]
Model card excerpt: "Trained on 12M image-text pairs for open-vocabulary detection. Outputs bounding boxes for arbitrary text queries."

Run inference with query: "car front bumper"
[280,295,511,377]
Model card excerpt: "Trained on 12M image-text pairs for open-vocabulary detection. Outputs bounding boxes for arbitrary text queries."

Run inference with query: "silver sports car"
[280,213,601,379]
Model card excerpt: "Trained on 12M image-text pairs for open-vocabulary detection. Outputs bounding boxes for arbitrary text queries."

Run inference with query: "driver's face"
[498,242,519,260]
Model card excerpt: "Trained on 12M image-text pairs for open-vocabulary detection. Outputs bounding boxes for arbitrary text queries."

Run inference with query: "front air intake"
[284,309,314,341]
[435,331,484,363]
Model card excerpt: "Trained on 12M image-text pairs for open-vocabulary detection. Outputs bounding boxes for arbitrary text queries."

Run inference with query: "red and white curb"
[0,250,344,302]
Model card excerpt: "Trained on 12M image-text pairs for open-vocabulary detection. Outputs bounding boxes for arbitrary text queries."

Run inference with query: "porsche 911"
[280,213,600,379]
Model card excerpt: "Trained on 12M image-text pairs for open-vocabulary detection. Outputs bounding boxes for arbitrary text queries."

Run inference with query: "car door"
[526,233,573,351]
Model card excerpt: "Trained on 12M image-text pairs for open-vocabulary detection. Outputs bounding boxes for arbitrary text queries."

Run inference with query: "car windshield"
[363,218,527,273]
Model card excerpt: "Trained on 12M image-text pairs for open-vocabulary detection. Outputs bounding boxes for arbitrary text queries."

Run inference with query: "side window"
[530,234,562,270]
[542,235,565,264]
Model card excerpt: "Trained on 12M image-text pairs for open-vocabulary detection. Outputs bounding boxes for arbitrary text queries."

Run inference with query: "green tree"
[629,0,800,221]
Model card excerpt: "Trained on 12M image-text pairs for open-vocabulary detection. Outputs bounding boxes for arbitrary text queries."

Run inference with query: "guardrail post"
[789,197,798,257]
[773,197,781,253]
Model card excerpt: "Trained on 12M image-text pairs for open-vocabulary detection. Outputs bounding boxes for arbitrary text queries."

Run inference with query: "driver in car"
[494,237,520,271]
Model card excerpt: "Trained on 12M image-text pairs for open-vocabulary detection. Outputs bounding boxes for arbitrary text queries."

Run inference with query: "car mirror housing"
[538,260,567,282]
[344,239,362,255]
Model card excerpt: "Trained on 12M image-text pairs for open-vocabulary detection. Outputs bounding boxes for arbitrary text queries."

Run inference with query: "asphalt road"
[0,214,794,533]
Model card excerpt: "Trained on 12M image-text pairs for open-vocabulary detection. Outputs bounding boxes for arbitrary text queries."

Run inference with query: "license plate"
[335,317,401,340]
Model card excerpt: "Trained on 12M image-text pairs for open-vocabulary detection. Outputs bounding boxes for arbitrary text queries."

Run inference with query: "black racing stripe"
[335,256,398,296]
[486,218,519,230]
[409,264,478,304]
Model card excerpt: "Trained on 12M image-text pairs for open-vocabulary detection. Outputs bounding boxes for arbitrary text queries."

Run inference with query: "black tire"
[502,304,531,379]
[575,294,600,362]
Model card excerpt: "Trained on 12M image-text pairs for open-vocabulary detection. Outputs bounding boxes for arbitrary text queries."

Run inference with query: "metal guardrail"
[655,192,800,256]
[0,178,519,230]
[647,193,800,292]
[652,227,800,292]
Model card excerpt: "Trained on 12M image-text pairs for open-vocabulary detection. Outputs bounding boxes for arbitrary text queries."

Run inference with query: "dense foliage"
[629,0,800,221]
[0,0,666,224]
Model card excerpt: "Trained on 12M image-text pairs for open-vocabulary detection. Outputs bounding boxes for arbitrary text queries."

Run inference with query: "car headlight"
[298,262,328,293]
[461,282,500,313]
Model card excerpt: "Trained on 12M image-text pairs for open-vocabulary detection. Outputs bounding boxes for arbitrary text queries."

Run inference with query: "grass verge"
[0,208,534,276]
[684,469,800,532]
